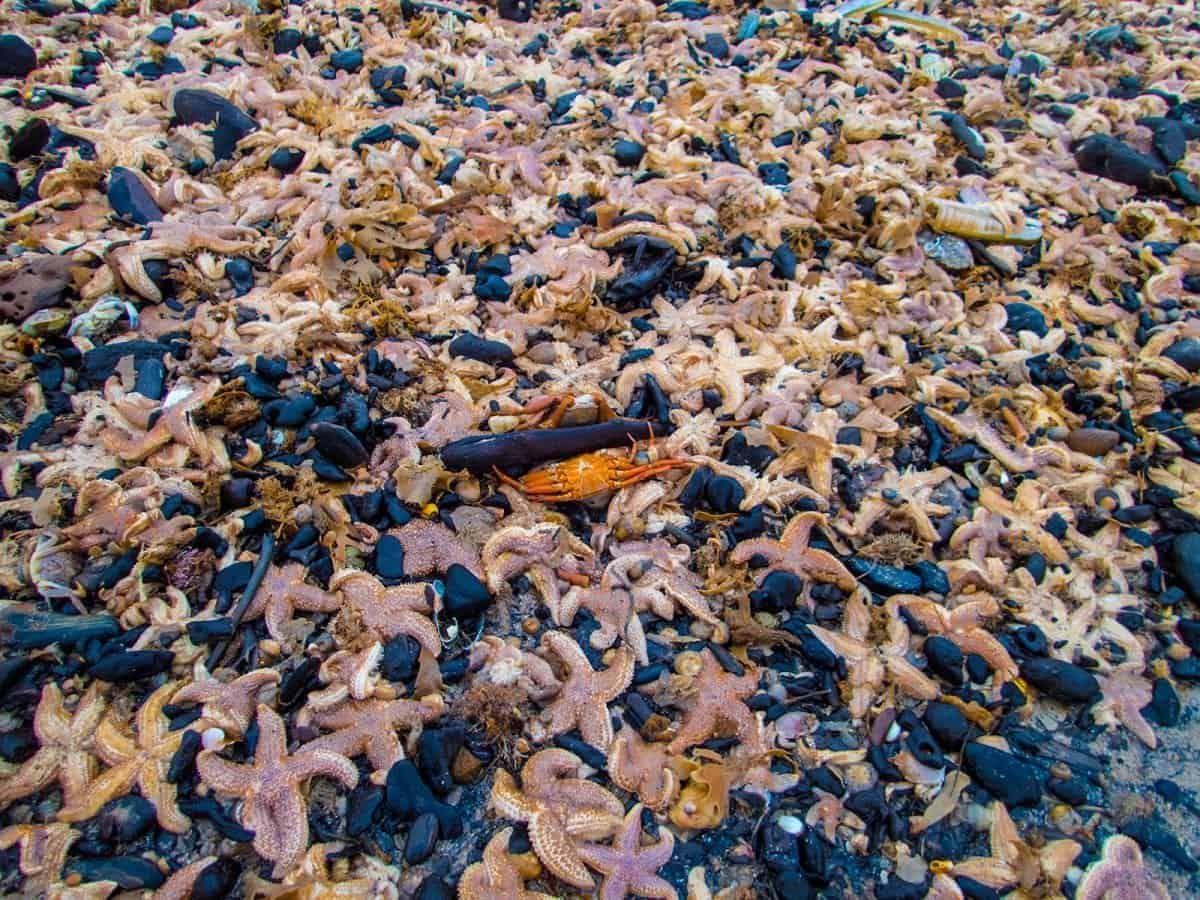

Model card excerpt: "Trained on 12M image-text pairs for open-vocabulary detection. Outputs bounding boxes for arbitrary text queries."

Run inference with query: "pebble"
[1020,657,1099,702]
[1164,338,1200,373]
[418,726,466,795]
[384,760,463,837]
[1047,776,1088,806]
[705,475,745,513]
[330,48,363,72]
[10,118,49,162]
[613,138,645,167]
[440,565,492,619]
[310,422,368,468]
[66,858,164,890]
[962,741,1042,807]
[923,701,970,749]
[1004,302,1048,338]
[89,649,175,682]
[1066,427,1120,455]
[912,560,951,595]
[846,558,923,595]
[147,24,174,45]
[749,570,802,613]
[1074,133,1170,194]
[405,812,440,864]
[347,783,384,836]
[374,534,405,580]
[264,394,316,427]
[414,877,456,900]
[0,162,18,201]
[98,795,157,842]
[172,89,258,160]
[448,332,514,366]
[0,35,38,78]
[0,253,75,322]
[1171,532,1200,602]
[269,146,304,174]
[192,859,240,900]
[381,635,420,682]
[371,65,408,104]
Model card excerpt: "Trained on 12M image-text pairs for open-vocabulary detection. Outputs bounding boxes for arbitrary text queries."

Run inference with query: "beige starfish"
[603,541,720,628]
[608,724,679,812]
[330,569,441,657]
[0,682,106,812]
[577,803,678,900]
[306,643,384,710]
[458,828,557,900]
[838,466,953,544]
[300,694,445,783]
[58,682,190,832]
[730,511,856,591]
[246,842,396,899]
[101,378,220,466]
[173,667,281,737]
[244,563,342,644]
[951,802,1080,898]
[539,630,634,751]
[560,585,649,665]
[489,748,625,890]
[467,635,562,702]
[1094,664,1157,749]
[197,704,359,878]
[62,476,195,552]
[152,856,218,900]
[977,483,1073,565]
[481,523,595,622]
[1075,834,1168,900]
[0,823,80,895]
[390,518,483,578]
[666,650,764,757]
[901,595,1019,682]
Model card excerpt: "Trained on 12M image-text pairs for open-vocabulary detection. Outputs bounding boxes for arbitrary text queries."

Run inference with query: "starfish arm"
[885,657,941,701]
[798,548,857,590]
[0,748,61,807]
[60,750,101,809]
[263,594,298,642]
[245,788,309,878]
[66,684,108,743]
[544,696,583,739]
[729,538,783,566]
[56,761,138,823]
[626,873,679,900]
[171,682,219,707]
[33,684,72,745]
[482,827,514,885]
[252,705,289,766]
[289,582,341,614]
[529,810,594,890]
[151,856,217,900]
[387,610,442,659]
[666,709,715,755]
[594,648,635,701]
[285,749,359,789]
[365,731,405,773]
[195,751,254,798]
[577,841,622,872]
[558,780,626,820]
[140,766,190,834]
[489,770,537,821]
[624,614,650,666]
[136,683,177,746]
[93,717,137,767]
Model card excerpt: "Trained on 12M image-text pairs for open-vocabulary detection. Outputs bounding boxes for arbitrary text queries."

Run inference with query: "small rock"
[375,534,405,580]
[924,635,964,685]
[962,741,1041,807]
[404,812,440,864]
[381,635,420,682]
[749,570,803,613]
[0,253,75,321]
[147,25,174,45]
[705,475,744,513]
[442,564,491,619]
[1047,776,1088,806]
[846,558,922,595]
[448,332,514,366]
[613,139,645,166]
[10,118,49,162]
[310,422,368,468]
[89,649,175,683]
[923,701,970,749]
[273,28,303,54]
[172,89,258,160]
[66,858,164,890]
[192,859,240,900]
[330,48,363,72]
[1020,657,1099,702]
[263,394,316,427]
[98,795,157,842]
[912,560,951,595]
[1066,427,1120,455]
[1004,302,1047,338]
[0,163,18,201]
[0,35,38,78]
[347,783,384,836]
[1171,533,1200,603]
[370,65,408,104]
[1075,133,1170,194]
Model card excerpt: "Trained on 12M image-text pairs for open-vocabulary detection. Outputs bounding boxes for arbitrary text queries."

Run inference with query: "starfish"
[58,682,190,833]
[248,842,397,899]
[949,506,1009,570]
[808,594,939,718]
[1094,663,1157,749]
[489,748,625,890]
[299,694,445,783]
[951,802,1080,898]
[306,642,384,710]
[603,541,720,628]
[244,563,342,645]
[901,596,1019,682]
[101,378,220,466]
[0,682,106,812]
[389,518,483,579]
[1075,834,1168,900]
[459,828,557,900]
[330,570,441,657]
[172,667,281,737]
[467,635,562,702]
[481,523,595,622]
[577,803,678,900]
[730,511,857,591]
[977,483,1072,565]
[560,585,649,665]
[62,477,196,552]
[666,650,763,757]
[838,466,953,544]
[539,630,634,751]
[0,823,79,895]
[607,724,679,812]
[197,704,359,878]
[152,856,218,900]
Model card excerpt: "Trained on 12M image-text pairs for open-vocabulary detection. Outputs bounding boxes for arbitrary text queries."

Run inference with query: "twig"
[206,533,275,671]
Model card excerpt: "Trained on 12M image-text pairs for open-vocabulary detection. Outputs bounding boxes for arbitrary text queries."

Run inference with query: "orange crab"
[493,443,694,503]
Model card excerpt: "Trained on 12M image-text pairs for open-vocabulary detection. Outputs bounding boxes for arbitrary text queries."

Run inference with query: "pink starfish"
[243,563,341,644]
[299,695,445,782]
[731,511,856,591]
[577,803,678,900]
[389,518,483,579]
[330,570,440,657]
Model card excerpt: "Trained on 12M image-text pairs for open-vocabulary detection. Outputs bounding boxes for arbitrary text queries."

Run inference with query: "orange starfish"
[539,631,634,751]
[58,682,190,833]
[152,856,218,900]
[730,511,857,591]
[330,570,441,657]
[197,704,359,878]
[900,596,1019,682]
[101,378,219,466]
[246,842,397,899]
[0,823,79,895]
[244,563,342,644]
[666,650,764,757]
[459,828,557,900]
[300,694,445,782]
[577,803,678,900]
[838,466,953,544]
[173,667,281,737]
[0,682,106,812]
[1094,664,1157,749]
[951,802,1080,898]
[608,724,679,812]
[490,748,624,889]
[560,585,649,665]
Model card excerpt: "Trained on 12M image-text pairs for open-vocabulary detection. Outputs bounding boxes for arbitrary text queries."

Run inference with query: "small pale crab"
[67,296,139,338]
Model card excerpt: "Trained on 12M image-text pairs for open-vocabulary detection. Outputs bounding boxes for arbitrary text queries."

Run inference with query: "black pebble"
[371,65,408,104]
[1171,532,1200,603]
[172,89,258,160]
[1074,133,1170,194]
[268,146,304,174]
[924,635,964,685]
[923,701,970,750]
[418,725,466,795]
[750,570,803,613]
[375,534,405,579]
[846,557,922,595]
[133,357,166,400]
[1148,678,1181,727]
[1013,624,1048,656]
[264,394,316,427]
[347,783,384,836]
[330,48,363,72]
[442,564,492,619]
[273,28,303,54]
[0,35,38,78]
[962,741,1042,807]
[1163,339,1200,373]
[192,858,240,900]
[0,162,18,201]
[1047,776,1088,806]
[385,760,462,837]
[772,242,797,279]
[705,475,744,513]
[448,332,514,366]
[381,635,420,682]
[404,812,440,863]
[108,166,164,225]
[10,118,50,162]
[89,649,174,682]
[99,796,157,842]
[1004,302,1048,338]
[912,560,950,595]
[1121,817,1199,872]
[613,139,645,167]
[414,876,456,900]
[66,858,164,890]
[1020,657,1099,703]
[310,421,368,468]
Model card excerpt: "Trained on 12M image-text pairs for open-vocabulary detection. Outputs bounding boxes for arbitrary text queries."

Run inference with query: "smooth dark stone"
[1020,657,1099,702]
[1014,624,1048,656]
[192,858,241,900]
[381,635,420,682]
[268,146,304,174]
[384,760,462,837]
[10,117,50,162]
[448,332,514,366]
[370,65,407,104]
[167,729,201,782]
[1169,656,1200,682]
[912,560,951,594]
[178,795,253,841]
[473,272,511,301]
[273,28,303,54]
[133,356,166,400]
[442,564,492,618]
[962,742,1042,807]
[749,570,803,613]
[347,783,384,836]
[613,138,645,166]
[147,24,174,45]
[1047,776,1088,806]
[772,242,797,279]
[0,162,18,201]
[924,701,970,750]
[414,876,456,900]
[1004,302,1048,338]
[1121,817,1198,871]
[263,394,316,427]
[225,257,254,296]
[1164,338,1200,373]
[375,534,405,579]
[762,823,800,873]
[418,726,466,795]
[108,166,164,224]
[405,812,439,864]
[925,635,964,685]
[0,35,38,78]
[89,649,175,682]
[0,608,115,649]
[1171,532,1200,602]
[277,657,320,709]
[705,475,745,513]
[172,89,258,160]
[1023,552,1047,584]
[1075,133,1170,193]
[846,557,923,595]
[99,795,157,842]
[310,421,368,468]
[330,48,363,72]
[66,858,164,890]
